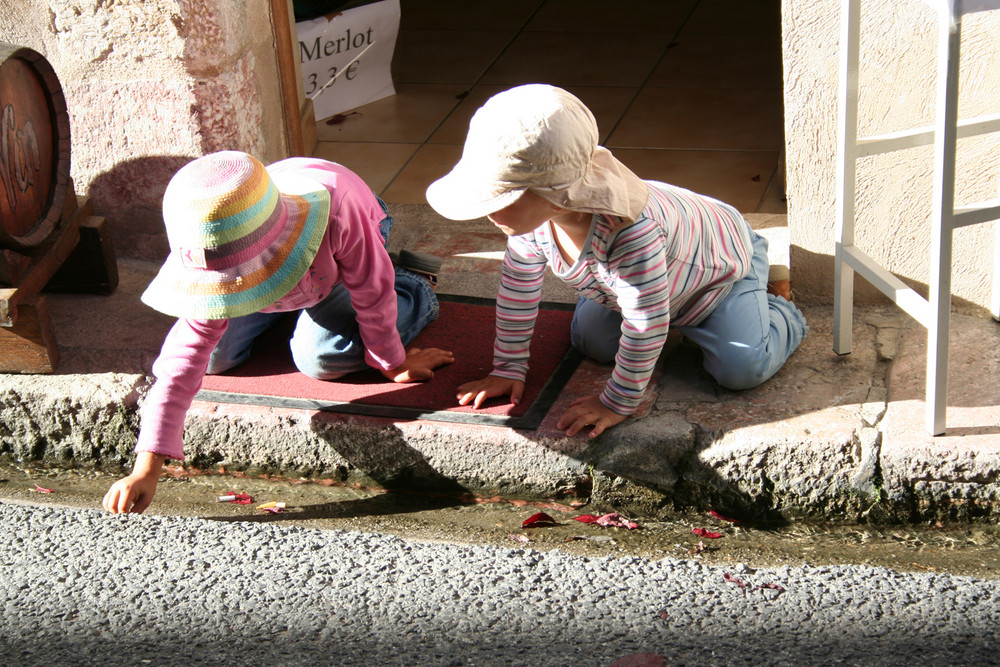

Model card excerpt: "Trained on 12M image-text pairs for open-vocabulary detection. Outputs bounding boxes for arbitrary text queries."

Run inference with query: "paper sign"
[296,0,400,121]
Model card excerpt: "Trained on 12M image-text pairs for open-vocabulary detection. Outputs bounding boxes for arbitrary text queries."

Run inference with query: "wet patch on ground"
[2,463,997,579]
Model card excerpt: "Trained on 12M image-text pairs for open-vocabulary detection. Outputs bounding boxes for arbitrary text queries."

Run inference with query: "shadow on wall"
[87,155,195,262]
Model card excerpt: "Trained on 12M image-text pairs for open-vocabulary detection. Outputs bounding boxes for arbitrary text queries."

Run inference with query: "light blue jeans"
[206,199,439,380]
[570,231,808,390]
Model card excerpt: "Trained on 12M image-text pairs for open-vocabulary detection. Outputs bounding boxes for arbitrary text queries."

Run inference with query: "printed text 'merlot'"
[300,26,375,62]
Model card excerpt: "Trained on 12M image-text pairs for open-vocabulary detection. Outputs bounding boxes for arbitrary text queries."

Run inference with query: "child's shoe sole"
[392,249,442,287]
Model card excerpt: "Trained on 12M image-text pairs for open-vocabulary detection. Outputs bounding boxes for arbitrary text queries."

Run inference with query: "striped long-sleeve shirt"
[491,180,754,415]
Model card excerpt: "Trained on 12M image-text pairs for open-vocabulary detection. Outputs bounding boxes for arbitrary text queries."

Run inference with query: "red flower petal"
[691,528,723,539]
[573,514,599,523]
[709,510,740,524]
[521,512,558,529]
[32,484,54,494]
[723,573,747,589]
[596,513,639,530]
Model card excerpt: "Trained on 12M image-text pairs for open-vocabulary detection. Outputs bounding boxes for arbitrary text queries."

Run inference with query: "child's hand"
[557,395,627,438]
[382,347,454,383]
[457,375,525,409]
[102,452,165,514]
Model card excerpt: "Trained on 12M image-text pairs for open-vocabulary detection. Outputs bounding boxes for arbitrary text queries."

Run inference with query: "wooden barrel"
[0,44,71,250]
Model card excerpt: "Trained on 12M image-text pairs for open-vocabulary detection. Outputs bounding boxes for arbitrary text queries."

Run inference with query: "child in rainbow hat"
[104,151,452,514]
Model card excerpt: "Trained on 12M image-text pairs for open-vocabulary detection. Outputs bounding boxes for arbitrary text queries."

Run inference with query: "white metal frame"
[834,0,1000,435]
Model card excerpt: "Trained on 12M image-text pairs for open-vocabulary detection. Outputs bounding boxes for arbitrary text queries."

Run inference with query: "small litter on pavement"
[217,492,253,504]
[257,502,286,514]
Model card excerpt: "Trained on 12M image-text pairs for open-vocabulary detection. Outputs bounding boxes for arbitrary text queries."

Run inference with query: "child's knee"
[205,355,237,376]
[290,346,353,381]
[570,299,621,363]
[713,367,767,391]
[705,347,772,391]
[289,344,324,379]
[571,334,617,364]
[206,344,250,375]
[289,333,355,380]
[570,321,619,363]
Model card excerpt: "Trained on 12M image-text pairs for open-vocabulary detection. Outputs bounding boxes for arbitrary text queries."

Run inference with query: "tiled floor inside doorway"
[309,0,787,216]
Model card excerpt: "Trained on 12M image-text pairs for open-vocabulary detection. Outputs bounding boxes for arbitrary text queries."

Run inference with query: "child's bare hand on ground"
[103,474,157,514]
[102,453,166,514]
[457,375,525,409]
[381,347,454,383]
[557,394,627,438]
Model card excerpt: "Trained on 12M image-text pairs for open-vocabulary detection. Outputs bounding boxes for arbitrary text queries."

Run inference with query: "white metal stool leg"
[833,0,1000,436]
[833,0,861,357]
[925,7,961,436]
[994,220,1000,321]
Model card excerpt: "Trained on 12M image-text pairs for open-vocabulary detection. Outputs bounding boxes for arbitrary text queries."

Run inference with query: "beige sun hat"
[425,84,648,223]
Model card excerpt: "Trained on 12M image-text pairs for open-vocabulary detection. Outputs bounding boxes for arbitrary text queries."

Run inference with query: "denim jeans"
[570,231,808,390]
[206,198,439,380]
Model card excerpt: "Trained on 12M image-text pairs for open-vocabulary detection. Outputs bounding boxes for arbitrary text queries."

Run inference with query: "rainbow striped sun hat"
[141,151,331,320]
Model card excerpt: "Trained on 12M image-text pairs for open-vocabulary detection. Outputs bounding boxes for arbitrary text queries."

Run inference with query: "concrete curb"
[2,258,998,522]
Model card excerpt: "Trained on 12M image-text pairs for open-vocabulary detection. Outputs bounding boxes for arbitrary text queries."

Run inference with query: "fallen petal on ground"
[692,528,723,539]
[521,512,558,529]
[596,513,639,530]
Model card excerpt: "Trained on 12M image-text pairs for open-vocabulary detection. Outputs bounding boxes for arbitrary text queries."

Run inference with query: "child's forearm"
[132,451,167,479]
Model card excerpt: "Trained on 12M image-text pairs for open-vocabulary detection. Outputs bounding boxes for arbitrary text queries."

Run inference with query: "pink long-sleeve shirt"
[136,158,403,461]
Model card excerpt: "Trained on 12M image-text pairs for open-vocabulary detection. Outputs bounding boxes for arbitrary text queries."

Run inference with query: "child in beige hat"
[427,84,807,438]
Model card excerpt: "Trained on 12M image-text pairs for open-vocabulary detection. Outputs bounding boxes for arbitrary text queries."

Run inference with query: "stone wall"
[783,0,1000,315]
[0,0,288,260]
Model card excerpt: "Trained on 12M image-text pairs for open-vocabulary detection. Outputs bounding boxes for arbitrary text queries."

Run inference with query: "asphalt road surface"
[3,501,999,666]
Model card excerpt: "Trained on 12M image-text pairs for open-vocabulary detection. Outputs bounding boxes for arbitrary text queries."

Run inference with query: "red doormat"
[195,295,583,428]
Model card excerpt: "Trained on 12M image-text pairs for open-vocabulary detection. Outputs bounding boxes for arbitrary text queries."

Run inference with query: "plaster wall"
[783,0,1000,315]
[0,0,288,260]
